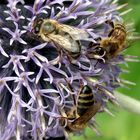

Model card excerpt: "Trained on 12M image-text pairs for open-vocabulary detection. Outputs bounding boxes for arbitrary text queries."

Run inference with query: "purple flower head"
[0,0,138,140]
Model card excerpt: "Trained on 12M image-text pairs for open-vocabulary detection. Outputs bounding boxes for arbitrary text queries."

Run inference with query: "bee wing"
[60,24,89,41]
[48,34,81,53]
[122,34,140,51]
[73,102,101,124]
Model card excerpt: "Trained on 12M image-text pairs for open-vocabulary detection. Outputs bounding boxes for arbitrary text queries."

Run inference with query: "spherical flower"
[0,0,138,140]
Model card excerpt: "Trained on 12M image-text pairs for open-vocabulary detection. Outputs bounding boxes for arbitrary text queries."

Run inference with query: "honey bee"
[61,85,101,132]
[32,18,89,59]
[88,20,128,60]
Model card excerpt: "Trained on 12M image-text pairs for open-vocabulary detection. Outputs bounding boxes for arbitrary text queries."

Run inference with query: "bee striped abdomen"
[115,24,126,31]
[77,85,94,116]
[111,23,126,45]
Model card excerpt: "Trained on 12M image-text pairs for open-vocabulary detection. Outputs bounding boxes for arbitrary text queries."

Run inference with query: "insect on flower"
[87,20,134,60]
[32,18,89,60]
[1,0,139,139]
[60,85,101,133]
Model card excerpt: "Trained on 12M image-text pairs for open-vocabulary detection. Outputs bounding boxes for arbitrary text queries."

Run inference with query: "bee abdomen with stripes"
[77,85,94,116]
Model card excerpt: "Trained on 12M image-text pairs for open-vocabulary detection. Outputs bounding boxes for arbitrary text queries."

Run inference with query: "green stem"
[114,91,140,115]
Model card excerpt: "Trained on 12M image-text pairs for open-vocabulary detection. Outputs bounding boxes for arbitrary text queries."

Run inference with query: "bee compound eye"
[33,18,44,34]
[34,26,40,34]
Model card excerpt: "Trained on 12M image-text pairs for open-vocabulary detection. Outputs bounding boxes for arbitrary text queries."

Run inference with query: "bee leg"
[105,20,114,28]
[88,37,101,48]
[65,78,77,106]
[56,49,64,62]
[93,50,106,67]
[86,46,106,63]
[66,53,80,65]
[88,42,100,49]
[67,55,74,63]
[108,29,114,37]
[105,20,115,37]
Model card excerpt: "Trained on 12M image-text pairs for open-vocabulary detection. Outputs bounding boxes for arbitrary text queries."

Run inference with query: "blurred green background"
[72,1,140,140]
